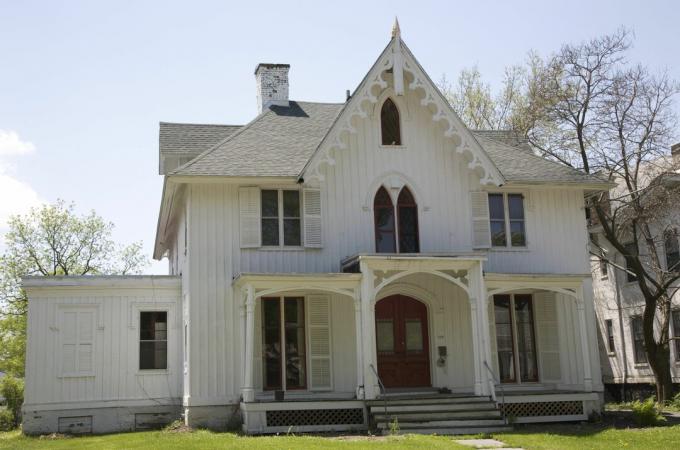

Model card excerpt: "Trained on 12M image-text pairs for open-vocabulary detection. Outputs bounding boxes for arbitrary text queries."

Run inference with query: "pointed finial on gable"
[391,17,401,39]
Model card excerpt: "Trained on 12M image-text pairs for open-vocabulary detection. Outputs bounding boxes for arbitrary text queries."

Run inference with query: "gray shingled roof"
[173,102,343,177]
[165,102,605,185]
[160,122,241,155]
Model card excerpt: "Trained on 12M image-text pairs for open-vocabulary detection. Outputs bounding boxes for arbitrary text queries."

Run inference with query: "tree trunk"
[643,302,673,402]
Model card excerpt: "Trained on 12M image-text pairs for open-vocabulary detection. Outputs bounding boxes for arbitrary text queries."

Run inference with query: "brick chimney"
[672,143,680,166]
[255,63,290,114]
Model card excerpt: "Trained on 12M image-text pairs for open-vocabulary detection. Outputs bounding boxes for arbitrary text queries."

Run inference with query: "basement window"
[140,311,168,370]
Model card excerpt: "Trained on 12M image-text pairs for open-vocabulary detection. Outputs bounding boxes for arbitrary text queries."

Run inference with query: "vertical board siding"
[24,286,182,406]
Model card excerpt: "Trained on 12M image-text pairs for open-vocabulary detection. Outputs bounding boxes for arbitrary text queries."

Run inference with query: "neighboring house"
[591,145,680,400]
[22,23,608,435]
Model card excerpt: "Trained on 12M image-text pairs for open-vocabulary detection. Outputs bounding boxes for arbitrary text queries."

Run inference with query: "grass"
[2,422,680,449]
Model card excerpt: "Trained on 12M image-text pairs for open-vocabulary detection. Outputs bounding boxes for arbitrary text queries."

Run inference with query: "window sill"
[378,145,407,149]
[136,369,170,376]
[257,246,306,252]
[633,363,649,368]
[59,373,95,378]
[489,247,530,253]
[607,352,616,357]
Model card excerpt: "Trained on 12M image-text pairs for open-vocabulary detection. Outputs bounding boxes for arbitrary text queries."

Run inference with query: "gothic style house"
[22,23,608,435]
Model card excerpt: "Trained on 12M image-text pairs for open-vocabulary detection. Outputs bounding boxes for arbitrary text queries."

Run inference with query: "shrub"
[0,375,24,427]
[0,409,14,431]
[631,397,666,426]
[670,392,680,410]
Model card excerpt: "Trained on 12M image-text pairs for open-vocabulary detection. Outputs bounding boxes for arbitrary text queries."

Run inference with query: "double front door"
[375,295,431,388]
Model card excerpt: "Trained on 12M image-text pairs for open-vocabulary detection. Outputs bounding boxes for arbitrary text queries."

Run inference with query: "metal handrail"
[483,360,506,425]
[369,364,391,425]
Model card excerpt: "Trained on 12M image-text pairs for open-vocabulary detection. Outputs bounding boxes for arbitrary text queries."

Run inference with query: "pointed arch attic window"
[380,98,402,146]
[374,186,397,253]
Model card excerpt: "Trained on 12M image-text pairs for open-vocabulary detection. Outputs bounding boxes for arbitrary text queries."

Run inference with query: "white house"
[591,145,680,399]
[22,23,607,435]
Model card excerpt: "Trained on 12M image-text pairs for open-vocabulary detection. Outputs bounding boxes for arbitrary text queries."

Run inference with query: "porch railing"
[369,364,391,424]
[483,360,506,425]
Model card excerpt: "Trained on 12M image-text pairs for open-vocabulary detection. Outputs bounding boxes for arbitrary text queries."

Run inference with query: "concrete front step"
[377,418,507,429]
[373,409,501,422]
[369,401,497,413]
[395,425,513,435]
[367,396,492,407]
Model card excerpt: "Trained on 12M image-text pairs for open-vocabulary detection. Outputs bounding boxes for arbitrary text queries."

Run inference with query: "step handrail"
[483,360,506,425]
[368,364,391,425]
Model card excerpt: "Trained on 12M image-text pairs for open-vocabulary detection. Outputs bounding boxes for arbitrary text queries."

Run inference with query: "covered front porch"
[234,254,601,433]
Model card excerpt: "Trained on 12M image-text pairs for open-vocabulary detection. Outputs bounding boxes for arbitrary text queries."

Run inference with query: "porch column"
[359,261,379,399]
[469,262,493,397]
[241,284,256,402]
[576,285,593,392]
[353,289,365,399]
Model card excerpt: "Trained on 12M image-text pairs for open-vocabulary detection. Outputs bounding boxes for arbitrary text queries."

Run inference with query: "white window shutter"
[60,310,94,375]
[303,188,322,248]
[534,294,561,382]
[470,191,491,249]
[78,312,94,373]
[61,312,78,374]
[306,295,332,390]
[239,187,261,248]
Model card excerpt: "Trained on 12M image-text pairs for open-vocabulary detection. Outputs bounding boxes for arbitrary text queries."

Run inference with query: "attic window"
[380,98,401,146]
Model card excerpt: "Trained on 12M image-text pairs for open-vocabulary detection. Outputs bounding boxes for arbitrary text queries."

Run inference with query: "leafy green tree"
[0,200,148,377]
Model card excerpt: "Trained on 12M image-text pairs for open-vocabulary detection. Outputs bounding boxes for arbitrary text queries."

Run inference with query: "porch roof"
[341,252,487,272]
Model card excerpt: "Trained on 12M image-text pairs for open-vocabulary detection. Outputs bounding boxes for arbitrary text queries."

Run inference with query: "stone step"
[369,402,497,413]
[377,418,507,429]
[394,425,513,435]
[373,409,501,422]
[367,396,492,407]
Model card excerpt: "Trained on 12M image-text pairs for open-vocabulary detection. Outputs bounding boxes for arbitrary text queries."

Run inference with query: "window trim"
[489,192,527,249]
[139,311,169,371]
[260,188,302,249]
[630,315,647,365]
[605,319,615,355]
[373,185,420,254]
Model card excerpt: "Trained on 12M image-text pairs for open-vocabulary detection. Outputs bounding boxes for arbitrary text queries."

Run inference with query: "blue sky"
[1,0,678,273]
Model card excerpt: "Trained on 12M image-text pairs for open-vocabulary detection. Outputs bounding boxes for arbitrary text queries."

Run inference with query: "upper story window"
[624,242,638,282]
[488,193,526,247]
[374,186,420,253]
[380,98,401,146]
[631,316,647,364]
[261,189,301,247]
[664,229,679,271]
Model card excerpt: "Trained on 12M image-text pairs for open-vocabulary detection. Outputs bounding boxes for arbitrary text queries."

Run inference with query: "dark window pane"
[374,187,396,253]
[624,243,638,282]
[494,296,515,382]
[631,317,647,363]
[261,190,279,217]
[263,299,282,389]
[283,191,300,218]
[664,229,680,271]
[381,98,401,145]
[488,194,505,220]
[398,206,419,253]
[605,319,615,353]
[376,207,395,231]
[491,221,506,247]
[139,311,168,370]
[514,295,537,382]
[283,219,301,246]
[507,194,524,220]
[672,311,680,361]
[262,218,279,246]
[377,319,394,353]
[284,298,305,389]
[510,221,526,247]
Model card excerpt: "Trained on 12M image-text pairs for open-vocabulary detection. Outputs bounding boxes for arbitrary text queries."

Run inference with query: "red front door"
[375,295,431,388]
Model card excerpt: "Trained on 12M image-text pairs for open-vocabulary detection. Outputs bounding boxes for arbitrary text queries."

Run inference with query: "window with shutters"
[261,189,301,247]
[140,311,168,370]
[605,319,615,354]
[493,294,538,383]
[59,309,95,377]
[664,229,680,272]
[488,193,526,248]
[262,297,307,390]
[380,98,401,146]
[374,186,419,253]
[631,316,647,364]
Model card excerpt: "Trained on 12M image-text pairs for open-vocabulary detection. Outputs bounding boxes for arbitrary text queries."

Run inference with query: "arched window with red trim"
[374,186,396,253]
[397,187,419,253]
[380,98,401,146]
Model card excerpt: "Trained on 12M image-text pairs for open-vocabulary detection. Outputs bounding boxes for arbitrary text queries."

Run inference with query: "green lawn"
[2,424,680,449]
